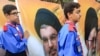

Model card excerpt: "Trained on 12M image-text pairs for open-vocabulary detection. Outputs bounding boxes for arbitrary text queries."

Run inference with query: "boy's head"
[3,4,20,24]
[64,2,81,23]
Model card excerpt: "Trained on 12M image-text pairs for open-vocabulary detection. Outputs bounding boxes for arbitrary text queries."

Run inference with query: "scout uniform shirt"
[58,21,83,56]
[0,22,27,53]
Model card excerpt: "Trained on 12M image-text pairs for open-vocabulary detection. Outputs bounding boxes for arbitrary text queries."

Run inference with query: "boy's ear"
[4,13,9,17]
[67,12,72,18]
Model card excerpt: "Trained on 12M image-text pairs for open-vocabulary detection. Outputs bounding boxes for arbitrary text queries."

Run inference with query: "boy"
[0,4,29,56]
[58,2,83,56]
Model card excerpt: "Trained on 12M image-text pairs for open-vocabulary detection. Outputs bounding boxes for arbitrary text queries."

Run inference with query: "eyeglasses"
[88,37,96,47]
[10,12,20,16]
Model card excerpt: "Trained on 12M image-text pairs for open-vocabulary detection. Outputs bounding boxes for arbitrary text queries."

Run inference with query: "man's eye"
[93,37,96,42]
[50,35,57,40]
[43,38,48,42]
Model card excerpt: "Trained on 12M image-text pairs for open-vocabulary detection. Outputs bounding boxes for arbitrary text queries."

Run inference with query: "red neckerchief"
[3,22,23,39]
[65,21,77,32]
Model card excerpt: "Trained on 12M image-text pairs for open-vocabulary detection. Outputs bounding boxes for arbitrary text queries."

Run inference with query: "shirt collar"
[65,20,77,31]
[6,21,20,28]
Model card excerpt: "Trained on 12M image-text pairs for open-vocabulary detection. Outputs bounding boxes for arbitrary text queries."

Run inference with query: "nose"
[88,41,96,50]
[16,14,19,17]
[92,42,96,50]
[48,40,53,48]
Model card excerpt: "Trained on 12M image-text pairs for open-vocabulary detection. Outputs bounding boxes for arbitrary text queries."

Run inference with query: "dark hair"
[64,2,80,19]
[2,4,17,15]
[85,7,98,41]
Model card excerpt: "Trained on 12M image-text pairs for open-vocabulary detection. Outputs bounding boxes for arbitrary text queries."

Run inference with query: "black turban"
[85,7,98,41]
[34,8,62,39]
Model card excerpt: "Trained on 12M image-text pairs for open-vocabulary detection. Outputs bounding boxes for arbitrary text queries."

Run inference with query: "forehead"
[89,28,96,40]
[90,28,96,35]
[40,26,57,38]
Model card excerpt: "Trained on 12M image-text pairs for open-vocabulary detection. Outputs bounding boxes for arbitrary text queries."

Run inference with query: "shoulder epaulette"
[3,25,8,32]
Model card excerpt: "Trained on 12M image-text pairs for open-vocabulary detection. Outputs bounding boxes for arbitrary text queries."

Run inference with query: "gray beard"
[44,51,49,56]
[87,49,96,56]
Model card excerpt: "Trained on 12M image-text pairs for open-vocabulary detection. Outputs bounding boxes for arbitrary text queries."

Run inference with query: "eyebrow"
[42,37,47,40]
[50,33,57,38]
[51,33,57,36]
[41,33,57,39]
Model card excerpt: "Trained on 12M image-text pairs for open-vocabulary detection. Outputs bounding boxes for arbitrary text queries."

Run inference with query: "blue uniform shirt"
[0,23,27,53]
[58,21,83,56]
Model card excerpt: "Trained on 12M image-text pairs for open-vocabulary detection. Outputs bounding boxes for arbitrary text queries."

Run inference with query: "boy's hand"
[24,31,30,39]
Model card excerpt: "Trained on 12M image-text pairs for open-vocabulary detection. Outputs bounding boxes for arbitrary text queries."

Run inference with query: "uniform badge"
[78,46,82,53]
[15,33,18,36]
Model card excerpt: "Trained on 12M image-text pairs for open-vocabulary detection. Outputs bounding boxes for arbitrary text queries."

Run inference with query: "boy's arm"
[0,32,3,48]
[64,32,76,56]
[2,30,27,53]
[58,24,76,56]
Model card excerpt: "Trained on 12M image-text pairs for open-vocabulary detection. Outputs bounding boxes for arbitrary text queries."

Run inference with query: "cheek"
[97,32,100,40]
[52,38,57,48]
[10,18,14,21]
[43,43,49,52]
[10,16,16,20]
[12,15,17,19]
[97,33,100,44]
[72,14,78,20]
[76,14,80,18]
[91,43,96,50]
[86,41,89,48]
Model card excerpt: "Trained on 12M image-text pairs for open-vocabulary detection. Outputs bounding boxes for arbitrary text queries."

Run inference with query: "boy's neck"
[7,20,17,26]
[67,19,77,24]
